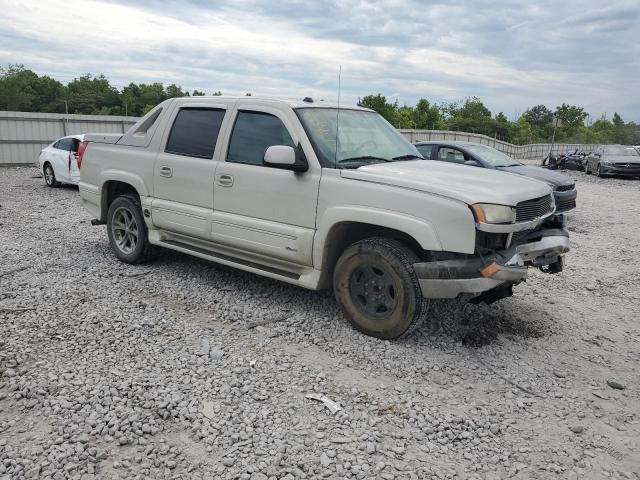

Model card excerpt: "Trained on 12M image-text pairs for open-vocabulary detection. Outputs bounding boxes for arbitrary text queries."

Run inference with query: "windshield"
[465,144,521,167]
[296,108,422,168]
[604,146,640,157]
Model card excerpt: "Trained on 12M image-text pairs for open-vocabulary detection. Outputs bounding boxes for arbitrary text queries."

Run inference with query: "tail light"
[77,141,89,169]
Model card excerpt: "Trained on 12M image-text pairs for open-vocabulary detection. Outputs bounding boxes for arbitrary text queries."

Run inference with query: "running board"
[160,238,301,280]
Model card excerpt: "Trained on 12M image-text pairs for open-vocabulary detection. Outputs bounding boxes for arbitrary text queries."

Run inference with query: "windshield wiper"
[337,156,393,164]
[392,154,423,160]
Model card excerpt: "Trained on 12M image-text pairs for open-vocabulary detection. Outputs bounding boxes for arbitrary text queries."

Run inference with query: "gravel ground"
[0,166,638,480]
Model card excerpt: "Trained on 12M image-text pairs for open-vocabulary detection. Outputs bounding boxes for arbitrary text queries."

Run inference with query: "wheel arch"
[100,179,142,222]
[314,210,442,289]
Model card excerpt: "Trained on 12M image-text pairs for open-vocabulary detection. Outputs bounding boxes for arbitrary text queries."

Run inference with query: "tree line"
[2,64,638,145]
[358,94,640,145]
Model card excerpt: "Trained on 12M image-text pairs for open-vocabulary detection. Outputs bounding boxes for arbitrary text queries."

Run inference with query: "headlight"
[471,203,516,224]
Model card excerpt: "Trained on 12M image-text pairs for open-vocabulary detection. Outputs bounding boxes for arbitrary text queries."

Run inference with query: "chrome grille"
[516,195,553,222]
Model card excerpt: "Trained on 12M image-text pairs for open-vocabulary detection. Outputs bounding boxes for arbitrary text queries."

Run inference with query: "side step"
[90,219,106,226]
[161,238,301,280]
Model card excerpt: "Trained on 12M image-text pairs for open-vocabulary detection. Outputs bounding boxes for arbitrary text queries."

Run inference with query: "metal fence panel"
[1,114,600,166]
[0,111,138,165]
[400,129,599,163]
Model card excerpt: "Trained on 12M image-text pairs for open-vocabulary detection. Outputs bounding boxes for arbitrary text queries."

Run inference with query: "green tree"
[510,117,533,145]
[523,105,553,128]
[554,103,587,139]
[0,65,66,112]
[192,90,206,96]
[358,94,397,124]
[67,74,121,114]
[412,99,442,129]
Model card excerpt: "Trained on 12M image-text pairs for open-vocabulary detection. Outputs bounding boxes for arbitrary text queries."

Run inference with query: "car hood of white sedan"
[340,160,552,206]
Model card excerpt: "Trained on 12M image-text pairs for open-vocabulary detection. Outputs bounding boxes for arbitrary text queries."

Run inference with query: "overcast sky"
[1,0,638,121]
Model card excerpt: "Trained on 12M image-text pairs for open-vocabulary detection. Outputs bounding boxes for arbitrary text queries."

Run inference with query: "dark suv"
[415,141,577,214]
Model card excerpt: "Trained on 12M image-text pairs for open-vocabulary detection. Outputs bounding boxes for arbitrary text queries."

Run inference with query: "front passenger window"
[227,111,294,166]
[438,147,465,164]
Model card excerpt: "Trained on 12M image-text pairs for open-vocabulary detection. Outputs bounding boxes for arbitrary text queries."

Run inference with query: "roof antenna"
[334,64,342,169]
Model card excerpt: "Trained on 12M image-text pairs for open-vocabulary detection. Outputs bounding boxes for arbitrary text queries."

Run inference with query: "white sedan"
[38,135,84,187]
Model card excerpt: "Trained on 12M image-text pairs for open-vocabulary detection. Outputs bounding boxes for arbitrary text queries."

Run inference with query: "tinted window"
[227,111,294,165]
[416,144,434,159]
[56,138,73,151]
[166,108,225,158]
[438,147,466,164]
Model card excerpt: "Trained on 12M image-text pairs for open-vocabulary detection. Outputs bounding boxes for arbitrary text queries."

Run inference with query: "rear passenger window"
[166,108,225,159]
[227,111,294,166]
[56,138,73,151]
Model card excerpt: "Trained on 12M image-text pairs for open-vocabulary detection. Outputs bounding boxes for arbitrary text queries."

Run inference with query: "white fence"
[399,129,597,162]
[0,112,598,166]
[0,111,138,165]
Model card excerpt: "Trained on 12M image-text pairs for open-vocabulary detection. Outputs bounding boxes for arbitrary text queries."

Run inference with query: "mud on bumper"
[413,229,570,300]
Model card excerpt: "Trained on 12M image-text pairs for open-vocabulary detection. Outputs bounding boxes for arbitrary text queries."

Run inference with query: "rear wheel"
[107,194,154,263]
[44,164,60,187]
[333,237,429,339]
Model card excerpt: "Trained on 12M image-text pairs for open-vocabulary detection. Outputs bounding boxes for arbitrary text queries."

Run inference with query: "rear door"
[68,138,81,184]
[53,138,73,182]
[211,106,320,266]
[152,105,228,238]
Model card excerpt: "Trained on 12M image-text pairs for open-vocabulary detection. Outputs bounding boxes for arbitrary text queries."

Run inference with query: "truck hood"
[495,164,575,189]
[340,160,552,206]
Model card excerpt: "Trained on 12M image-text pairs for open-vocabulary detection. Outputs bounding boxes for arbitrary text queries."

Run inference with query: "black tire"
[333,237,429,339]
[106,194,155,264]
[44,163,60,187]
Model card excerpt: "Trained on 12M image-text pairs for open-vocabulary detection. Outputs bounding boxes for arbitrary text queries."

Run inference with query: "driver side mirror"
[464,159,481,167]
[263,144,308,172]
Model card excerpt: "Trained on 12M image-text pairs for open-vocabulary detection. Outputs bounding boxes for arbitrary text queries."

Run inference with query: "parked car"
[584,145,640,178]
[38,135,84,187]
[78,97,569,339]
[415,141,577,215]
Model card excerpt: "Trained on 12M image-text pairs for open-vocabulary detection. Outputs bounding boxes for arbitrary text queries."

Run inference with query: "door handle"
[216,174,234,187]
[159,166,173,178]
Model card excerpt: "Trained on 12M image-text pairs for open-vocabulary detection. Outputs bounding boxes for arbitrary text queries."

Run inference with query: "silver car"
[585,145,640,178]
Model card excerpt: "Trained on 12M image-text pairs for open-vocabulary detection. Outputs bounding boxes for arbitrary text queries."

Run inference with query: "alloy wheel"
[111,206,139,255]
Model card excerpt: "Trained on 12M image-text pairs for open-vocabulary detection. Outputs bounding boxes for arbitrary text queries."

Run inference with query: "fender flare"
[313,205,443,267]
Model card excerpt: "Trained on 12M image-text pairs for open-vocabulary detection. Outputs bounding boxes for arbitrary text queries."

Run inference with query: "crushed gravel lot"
[1,166,639,480]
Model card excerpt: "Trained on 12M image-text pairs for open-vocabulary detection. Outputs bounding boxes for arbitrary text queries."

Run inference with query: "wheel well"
[317,222,426,289]
[101,181,139,221]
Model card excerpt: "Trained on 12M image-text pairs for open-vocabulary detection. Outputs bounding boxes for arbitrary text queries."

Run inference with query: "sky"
[1,0,639,121]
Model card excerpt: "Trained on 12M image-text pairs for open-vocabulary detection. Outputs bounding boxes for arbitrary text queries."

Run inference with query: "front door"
[152,107,227,238]
[212,108,320,266]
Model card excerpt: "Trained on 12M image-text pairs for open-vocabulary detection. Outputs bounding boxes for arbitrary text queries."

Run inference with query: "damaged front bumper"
[413,229,570,301]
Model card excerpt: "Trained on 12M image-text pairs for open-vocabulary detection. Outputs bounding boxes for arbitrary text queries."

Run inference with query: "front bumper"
[414,229,570,299]
[601,164,640,177]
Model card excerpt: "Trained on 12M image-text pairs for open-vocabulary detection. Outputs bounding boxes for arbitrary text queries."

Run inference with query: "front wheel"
[333,238,429,339]
[107,194,154,264]
[44,164,60,187]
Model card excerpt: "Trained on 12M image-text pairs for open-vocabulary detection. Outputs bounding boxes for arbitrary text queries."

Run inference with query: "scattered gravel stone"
[606,379,626,390]
[569,425,584,434]
[0,167,638,479]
